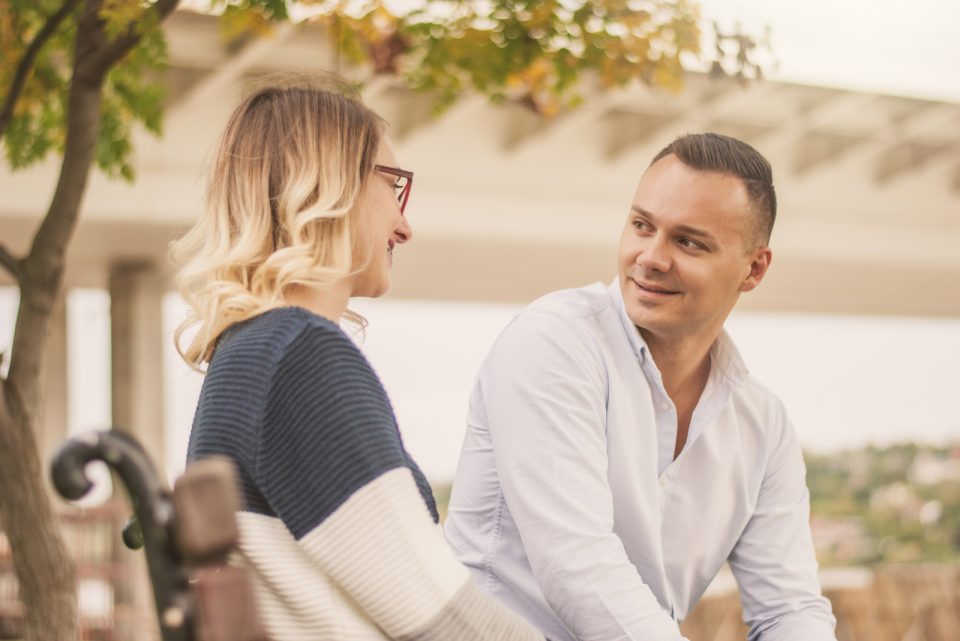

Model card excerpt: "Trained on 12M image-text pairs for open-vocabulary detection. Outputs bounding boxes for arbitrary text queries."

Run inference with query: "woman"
[172,78,543,641]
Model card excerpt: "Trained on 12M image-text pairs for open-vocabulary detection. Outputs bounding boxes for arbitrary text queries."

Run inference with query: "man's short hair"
[650,133,777,246]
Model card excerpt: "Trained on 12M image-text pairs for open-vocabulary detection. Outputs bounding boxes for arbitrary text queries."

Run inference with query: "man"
[444,133,837,641]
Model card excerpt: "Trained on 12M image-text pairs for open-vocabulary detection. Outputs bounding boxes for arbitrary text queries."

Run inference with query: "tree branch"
[0,245,23,283]
[0,0,84,142]
[83,0,181,77]
[8,0,182,411]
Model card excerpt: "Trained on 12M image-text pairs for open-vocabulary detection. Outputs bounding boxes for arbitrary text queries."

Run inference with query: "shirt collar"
[610,278,648,363]
[608,278,749,387]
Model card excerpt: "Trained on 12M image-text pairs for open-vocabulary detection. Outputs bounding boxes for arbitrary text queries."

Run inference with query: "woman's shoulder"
[214,306,356,368]
[223,305,343,343]
[202,307,375,417]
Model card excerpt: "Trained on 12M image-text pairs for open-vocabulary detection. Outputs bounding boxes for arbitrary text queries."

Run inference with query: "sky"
[696,0,960,103]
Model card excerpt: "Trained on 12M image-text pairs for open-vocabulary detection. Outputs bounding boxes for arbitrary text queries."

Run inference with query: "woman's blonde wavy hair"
[171,76,384,370]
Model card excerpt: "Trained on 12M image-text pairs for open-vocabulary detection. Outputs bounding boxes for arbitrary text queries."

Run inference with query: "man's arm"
[727,400,837,641]
[480,311,687,641]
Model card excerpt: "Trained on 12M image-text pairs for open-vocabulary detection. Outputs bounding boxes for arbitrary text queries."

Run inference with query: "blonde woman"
[172,80,544,641]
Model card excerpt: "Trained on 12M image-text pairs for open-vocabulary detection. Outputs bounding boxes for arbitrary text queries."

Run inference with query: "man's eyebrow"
[630,205,716,242]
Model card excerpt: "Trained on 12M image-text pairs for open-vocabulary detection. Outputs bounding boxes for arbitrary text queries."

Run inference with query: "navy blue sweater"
[187,306,438,539]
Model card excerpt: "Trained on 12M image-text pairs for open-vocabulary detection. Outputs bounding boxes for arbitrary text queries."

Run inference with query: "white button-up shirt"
[445,281,837,641]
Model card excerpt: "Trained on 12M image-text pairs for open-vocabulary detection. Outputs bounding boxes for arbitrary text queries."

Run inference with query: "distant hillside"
[806,442,960,565]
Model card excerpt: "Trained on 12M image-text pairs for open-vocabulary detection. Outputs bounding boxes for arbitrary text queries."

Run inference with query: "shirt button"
[659,477,668,488]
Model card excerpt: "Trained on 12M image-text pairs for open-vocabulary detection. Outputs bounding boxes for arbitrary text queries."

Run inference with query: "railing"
[0,498,153,640]
[3,430,266,641]
[681,564,960,641]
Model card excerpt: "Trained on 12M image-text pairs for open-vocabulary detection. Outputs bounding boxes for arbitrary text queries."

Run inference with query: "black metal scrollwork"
[51,430,193,641]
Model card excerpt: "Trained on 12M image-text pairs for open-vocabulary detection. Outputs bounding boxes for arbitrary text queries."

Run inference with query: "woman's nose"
[394,214,412,244]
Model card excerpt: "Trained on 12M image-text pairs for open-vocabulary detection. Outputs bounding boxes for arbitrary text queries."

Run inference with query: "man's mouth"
[631,278,679,296]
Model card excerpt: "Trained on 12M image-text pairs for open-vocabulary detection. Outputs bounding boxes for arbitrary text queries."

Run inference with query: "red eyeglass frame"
[374,164,414,214]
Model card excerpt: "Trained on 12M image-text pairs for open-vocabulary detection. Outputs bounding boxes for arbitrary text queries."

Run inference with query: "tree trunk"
[0,0,177,637]
[0,387,78,641]
[0,14,110,641]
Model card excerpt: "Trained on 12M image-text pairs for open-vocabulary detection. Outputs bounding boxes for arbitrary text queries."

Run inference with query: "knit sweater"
[187,307,543,641]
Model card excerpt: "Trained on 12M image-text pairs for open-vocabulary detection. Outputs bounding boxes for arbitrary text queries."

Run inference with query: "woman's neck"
[284,280,352,323]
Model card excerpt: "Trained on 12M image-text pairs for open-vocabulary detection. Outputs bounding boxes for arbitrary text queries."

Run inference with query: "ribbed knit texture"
[187,306,437,534]
[186,307,544,641]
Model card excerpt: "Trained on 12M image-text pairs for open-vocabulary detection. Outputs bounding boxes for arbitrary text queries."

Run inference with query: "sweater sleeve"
[255,324,545,641]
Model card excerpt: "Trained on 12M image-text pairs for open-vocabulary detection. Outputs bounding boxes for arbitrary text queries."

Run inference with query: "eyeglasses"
[374,164,414,215]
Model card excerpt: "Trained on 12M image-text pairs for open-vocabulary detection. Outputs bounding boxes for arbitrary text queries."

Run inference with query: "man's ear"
[740,247,772,293]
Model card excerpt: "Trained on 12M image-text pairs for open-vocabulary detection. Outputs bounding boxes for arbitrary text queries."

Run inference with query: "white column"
[109,261,165,466]
[108,261,166,641]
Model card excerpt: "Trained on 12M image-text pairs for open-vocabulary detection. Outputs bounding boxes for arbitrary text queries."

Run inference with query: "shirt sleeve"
[727,400,838,641]
[479,311,688,641]
[255,324,545,641]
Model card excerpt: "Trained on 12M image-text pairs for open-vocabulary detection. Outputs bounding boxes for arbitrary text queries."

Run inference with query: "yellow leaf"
[219,7,273,44]
[99,0,146,38]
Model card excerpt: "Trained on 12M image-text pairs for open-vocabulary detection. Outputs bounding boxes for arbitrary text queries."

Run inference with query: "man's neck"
[641,328,717,459]
[641,329,715,397]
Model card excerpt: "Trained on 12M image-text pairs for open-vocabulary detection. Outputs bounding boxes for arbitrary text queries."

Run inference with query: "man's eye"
[679,238,703,250]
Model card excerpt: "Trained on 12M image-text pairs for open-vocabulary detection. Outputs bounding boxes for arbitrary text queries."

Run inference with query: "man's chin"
[626,299,678,326]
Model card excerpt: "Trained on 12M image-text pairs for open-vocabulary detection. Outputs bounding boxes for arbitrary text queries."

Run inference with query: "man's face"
[617,154,772,346]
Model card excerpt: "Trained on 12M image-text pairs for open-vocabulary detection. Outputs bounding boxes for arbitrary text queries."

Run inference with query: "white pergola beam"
[758,91,880,157]
[166,22,298,119]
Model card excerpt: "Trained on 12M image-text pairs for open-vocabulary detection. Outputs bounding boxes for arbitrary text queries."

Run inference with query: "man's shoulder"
[731,373,794,442]
[522,281,614,322]
[712,331,790,428]
[483,282,618,366]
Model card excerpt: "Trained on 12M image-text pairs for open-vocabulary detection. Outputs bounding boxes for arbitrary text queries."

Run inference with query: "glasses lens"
[376,166,411,213]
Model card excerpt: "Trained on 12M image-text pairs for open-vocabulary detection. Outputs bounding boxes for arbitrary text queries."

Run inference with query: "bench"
[51,431,270,641]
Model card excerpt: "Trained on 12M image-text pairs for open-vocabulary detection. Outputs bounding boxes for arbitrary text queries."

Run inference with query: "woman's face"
[350,136,413,298]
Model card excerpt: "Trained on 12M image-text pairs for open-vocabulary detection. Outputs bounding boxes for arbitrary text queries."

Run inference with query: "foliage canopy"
[1,0,766,182]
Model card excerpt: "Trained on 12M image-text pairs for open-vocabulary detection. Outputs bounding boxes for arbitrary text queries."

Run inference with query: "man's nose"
[636,234,671,273]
